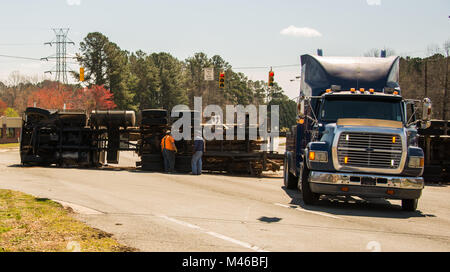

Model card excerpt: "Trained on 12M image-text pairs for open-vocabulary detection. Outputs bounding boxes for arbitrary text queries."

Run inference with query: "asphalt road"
[1,148,449,252]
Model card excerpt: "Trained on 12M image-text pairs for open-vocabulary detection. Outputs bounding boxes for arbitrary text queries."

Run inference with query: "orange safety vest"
[161,135,176,151]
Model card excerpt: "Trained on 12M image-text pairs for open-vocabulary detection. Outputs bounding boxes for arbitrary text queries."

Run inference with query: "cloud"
[366,0,381,6]
[280,25,322,38]
[67,0,81,6]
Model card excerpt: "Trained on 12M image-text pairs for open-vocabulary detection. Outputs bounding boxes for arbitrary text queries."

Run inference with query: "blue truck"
[284,54,432,211]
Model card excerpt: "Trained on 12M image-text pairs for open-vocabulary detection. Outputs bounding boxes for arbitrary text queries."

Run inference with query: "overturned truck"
[20,107,283,176]
[20,107,138,167]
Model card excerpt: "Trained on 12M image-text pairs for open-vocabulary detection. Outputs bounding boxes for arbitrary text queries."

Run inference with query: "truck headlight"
[309,151,328,163]
[408,156,424,168]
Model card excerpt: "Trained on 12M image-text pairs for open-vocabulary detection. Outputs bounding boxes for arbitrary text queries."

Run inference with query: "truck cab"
[284,54,431,211]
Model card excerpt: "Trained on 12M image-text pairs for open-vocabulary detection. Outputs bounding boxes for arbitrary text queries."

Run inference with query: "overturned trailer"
[418,119,450,183]
[20,107,283,176]
[201,124,283,176]
[20,107,139,167]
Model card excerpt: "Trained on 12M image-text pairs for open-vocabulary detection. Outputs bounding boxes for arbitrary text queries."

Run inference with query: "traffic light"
[219,72,225,89]
[80,67,85,82]
[268,70,275,87]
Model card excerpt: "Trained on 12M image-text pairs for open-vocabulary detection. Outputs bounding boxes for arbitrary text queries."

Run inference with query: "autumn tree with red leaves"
[0,99,7,115]
[73,85,117,112]
[27,86,74,110]
[27,85,116,112]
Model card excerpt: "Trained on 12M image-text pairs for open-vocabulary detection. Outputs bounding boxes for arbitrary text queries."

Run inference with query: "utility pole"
[43,28,75,84]
[444,56,449,120]
[424,61,428,98]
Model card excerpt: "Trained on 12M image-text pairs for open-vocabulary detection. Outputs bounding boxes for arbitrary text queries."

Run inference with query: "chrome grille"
[337,132,403,169]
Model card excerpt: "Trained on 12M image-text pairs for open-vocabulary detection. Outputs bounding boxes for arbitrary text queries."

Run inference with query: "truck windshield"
[320,96,404,123]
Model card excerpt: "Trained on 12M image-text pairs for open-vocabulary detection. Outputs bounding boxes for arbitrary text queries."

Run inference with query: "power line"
[43,28,75,84]
[0,43,43,47]
[0,53,297,69]
[0,54,43,61]
[233,64,299,70]
[0,54,79,65]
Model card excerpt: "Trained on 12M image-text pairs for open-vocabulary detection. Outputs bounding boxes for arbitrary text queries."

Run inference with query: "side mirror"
[297,95,305,115]
[421,98,432,129]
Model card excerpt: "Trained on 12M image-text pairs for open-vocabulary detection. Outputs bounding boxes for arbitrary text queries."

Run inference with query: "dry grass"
[0,143,19,149]
[0,190,136,252]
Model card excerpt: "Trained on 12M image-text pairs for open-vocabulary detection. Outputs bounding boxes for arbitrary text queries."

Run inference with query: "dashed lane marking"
[158,215,269,252]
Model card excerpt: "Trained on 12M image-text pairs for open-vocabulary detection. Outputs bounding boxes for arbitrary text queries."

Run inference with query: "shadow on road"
[8,164,26,168]
[9,163,282,179]
[281,186,436,219]
[258,216,283,223]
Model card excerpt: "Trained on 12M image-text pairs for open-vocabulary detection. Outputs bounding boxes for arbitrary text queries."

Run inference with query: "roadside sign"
[204,67,214,81]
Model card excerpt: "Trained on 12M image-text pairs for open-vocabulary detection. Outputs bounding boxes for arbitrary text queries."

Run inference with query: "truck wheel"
[301,166,320,205]
[141,109,168,119]
[283,157,298,189]
[401,199,418,212]
[175,155,192,173]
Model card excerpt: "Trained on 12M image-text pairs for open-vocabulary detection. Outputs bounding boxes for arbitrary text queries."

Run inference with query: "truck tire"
[175,155,192,173]
[141,117,168,126]
[300,165,320,205]
[141,162,164,172]
[25,107,51,117]
[25,107,50,123]
[401,199,418,212]
[90,110,136,128]
[140,154,164,172]
[142,109,168,119]
[57,112,87,127]
[141,154,163,162]
[283,156,298,189]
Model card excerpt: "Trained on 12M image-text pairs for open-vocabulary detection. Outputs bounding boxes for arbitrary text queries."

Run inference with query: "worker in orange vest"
[161,131,177,173]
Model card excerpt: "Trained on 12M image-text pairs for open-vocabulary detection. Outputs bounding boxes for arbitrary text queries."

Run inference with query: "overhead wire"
[233,64,299,70]
[0,54,79,65]
[0,43,43,46]
[0,54,43,61]
[0,53,299,70]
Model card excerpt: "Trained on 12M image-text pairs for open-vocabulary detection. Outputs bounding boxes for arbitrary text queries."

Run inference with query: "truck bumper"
[309,171,424,200]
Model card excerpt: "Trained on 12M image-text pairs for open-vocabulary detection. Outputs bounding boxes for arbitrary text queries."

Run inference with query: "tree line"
[0,32,297,130]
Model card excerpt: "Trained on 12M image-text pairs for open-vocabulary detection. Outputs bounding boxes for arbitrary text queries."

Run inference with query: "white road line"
[274,203,342,220]
[158,215,269,252]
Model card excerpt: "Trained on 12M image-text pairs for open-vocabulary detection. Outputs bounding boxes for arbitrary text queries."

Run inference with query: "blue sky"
[0,0,449,99]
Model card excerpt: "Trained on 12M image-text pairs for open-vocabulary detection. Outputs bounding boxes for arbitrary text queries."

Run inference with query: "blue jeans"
[191,151,203,175]
[162,149,175,173]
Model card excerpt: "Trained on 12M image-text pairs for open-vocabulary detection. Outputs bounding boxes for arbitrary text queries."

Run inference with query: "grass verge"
[0,189,136,252]
[0,143,19,149]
